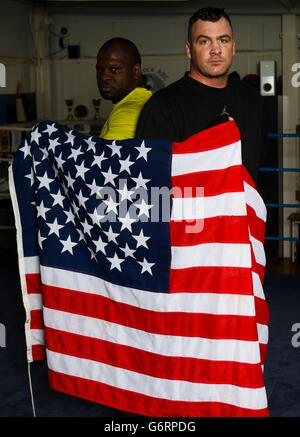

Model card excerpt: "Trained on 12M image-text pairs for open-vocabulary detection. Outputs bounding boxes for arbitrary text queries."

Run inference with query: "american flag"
[9,119,269,416]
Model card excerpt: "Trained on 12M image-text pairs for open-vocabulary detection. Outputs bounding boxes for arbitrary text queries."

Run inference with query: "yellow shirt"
[100,87,152,140]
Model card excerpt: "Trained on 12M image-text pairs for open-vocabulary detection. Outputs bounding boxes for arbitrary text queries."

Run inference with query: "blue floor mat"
[263,274,300,416]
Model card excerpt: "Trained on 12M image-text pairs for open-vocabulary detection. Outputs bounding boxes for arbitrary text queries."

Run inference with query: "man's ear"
[185,41,191,60]
[232,39,236,57]
[133,64,142,80]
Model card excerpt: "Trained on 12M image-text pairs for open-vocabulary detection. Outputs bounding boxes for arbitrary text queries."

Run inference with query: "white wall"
[231,15,282,77]
[47,12,282,120]
[0,0,34,95]
[47,12,188,120]
[0,3,284,118]
[0,3,284,120]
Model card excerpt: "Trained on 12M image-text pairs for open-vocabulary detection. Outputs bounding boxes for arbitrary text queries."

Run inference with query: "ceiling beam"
[280,0,293,12]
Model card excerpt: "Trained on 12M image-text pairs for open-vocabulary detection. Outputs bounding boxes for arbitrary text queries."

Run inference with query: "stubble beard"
[198,64,231,79]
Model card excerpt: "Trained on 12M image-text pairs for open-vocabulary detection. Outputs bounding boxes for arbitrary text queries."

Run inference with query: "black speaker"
[68,45,80,59]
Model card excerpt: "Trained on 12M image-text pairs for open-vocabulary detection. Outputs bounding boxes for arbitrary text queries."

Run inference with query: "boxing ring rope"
[259,161,300,261]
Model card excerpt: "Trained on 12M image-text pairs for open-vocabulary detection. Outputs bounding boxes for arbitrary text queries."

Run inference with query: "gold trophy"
[93,98,101,120]
[65,99,74,121]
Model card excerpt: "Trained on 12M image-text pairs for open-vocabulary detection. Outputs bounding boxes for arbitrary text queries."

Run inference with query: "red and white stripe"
[11,120,269,416]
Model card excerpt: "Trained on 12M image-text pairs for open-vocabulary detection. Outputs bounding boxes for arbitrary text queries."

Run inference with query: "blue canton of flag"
[12,121,172,292]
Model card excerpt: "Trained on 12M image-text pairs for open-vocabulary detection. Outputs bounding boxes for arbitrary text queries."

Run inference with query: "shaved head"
[97,38,141,67]
[96,38,143,103]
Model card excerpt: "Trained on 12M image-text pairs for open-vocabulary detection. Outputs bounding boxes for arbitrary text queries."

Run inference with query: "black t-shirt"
[135,73,263,182]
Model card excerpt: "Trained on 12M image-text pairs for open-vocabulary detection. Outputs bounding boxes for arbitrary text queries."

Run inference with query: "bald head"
[98,38,141,66]
[96,38,143,103]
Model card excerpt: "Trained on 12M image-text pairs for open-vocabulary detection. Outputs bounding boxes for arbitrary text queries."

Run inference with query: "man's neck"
[188,70,228,89]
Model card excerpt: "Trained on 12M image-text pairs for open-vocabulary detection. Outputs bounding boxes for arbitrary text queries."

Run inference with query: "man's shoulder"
[114,88,151,112]
[120,87,152,106]
[148,77,187,101]
[131,87,152,102]
[231,76,262,104]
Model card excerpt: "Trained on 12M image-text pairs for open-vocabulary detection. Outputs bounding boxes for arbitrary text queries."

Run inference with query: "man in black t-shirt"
[135,7,263,181]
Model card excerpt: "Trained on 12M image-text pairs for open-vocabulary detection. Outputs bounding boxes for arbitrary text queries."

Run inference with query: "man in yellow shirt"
[96,38,152,140]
